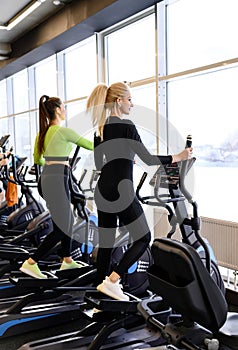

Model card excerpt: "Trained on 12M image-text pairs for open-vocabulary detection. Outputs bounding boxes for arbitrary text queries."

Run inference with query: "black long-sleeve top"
[94,116,172,188]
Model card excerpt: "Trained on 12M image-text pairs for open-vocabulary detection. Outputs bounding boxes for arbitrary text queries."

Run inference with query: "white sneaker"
[97,276,129,301]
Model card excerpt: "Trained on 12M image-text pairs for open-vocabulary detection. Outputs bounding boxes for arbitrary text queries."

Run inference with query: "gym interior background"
[0,0,238,293]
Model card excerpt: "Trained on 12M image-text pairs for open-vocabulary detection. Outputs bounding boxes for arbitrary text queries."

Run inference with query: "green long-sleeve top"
[34,125,93,166]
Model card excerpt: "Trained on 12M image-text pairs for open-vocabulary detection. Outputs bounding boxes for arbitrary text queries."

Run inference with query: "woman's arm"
[127,121,192,165]
[63,127,93,151]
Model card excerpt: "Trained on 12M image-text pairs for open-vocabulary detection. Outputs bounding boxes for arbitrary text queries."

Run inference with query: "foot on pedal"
[60,259,83,270]
[93,308,102,313]
[20,260,47,279]
[97,276,129,301]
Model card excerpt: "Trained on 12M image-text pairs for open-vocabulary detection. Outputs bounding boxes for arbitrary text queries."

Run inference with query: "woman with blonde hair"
[87,82,192,300]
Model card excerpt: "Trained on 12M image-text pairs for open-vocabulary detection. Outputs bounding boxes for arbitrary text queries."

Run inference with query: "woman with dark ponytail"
[20,95,93,279]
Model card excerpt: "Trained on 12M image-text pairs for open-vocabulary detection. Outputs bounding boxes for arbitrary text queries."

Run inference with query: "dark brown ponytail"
[37,95,62,154]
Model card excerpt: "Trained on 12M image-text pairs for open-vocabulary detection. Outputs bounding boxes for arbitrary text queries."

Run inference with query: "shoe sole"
[60,265,84,270]
[20,267,47,279]
[97,284,129,301]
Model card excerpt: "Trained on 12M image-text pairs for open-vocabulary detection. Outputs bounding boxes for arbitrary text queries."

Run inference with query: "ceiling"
[0,0,163,80]
[0,0,71,57]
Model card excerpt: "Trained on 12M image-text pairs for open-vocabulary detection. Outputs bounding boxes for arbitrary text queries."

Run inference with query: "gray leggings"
[31,164,73,262]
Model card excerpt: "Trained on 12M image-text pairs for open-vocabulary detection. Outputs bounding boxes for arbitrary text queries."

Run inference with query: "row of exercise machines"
[0,134,151,342]
[18,152,238,350]
[0,134,97,340]
[0,134,236,349]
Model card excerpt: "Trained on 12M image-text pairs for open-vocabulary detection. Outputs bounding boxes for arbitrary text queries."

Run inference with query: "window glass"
[0,119,9,138]
[0,80,13,149]
[64,36,97,100]
[105,14,155,83]
[167,0,238,73]
[66,100,86,122]
[131,83,156,112]
[133,83,162,226]
[67,99,94,179]
[29,110,38,162]
[14,113,31,165]
[167,65,238,221]
[0,80,7,117]
[12,69,29,113]
[130,83,157,161]
[34,56,58,102]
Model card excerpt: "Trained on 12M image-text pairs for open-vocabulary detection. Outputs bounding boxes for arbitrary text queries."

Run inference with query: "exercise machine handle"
[136,171,163,206]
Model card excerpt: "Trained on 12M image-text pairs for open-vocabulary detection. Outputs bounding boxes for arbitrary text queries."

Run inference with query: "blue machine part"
[128,262,138,274]
[196,238,217,263]
[89,213,98,226]
[0,313,58,336]
[81,242,94,254]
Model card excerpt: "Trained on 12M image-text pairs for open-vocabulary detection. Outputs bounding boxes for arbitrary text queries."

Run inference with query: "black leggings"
[31,164,73,262]
[95,186,151,284]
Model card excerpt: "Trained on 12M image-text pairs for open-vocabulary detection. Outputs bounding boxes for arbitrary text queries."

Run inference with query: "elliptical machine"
[0,153,45,236]
[136,136,225,295]
[142,151,237,348]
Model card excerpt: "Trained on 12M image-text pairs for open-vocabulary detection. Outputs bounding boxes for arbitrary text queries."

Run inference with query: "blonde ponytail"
[86,81,130,139]
[86,83,108,139]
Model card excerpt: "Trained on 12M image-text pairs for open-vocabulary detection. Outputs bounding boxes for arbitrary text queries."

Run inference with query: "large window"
[0,81,8,138]
[34,56,58,102]
[64,36,98,174]
[104,13,156,84]
[168,66,238,221]
[130,83,158,172]
[11,70,31,161]
[167,0,238,74]
[165,0,238,222]
[104,12,158,181]
[0,80,7,117]
[14,113,32,164]
[12,70,29,113]
[64,36,97,100]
